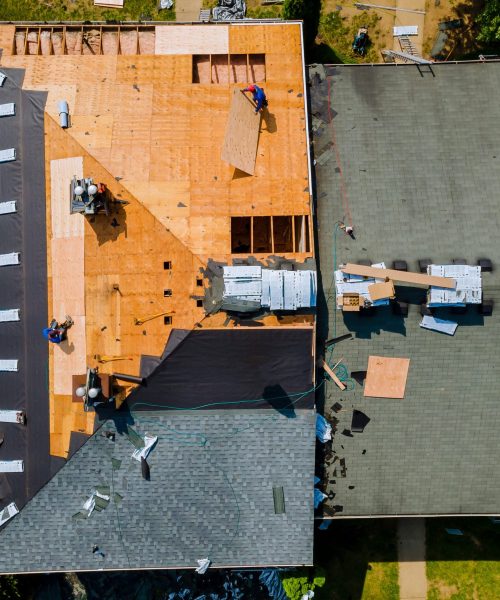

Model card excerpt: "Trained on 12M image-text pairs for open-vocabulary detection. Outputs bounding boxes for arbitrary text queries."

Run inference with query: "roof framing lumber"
[341,263,456,289]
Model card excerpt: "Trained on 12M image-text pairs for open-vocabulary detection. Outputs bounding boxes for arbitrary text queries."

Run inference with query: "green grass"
[0,0,175,22]
[427,518,500,600]
[315,9,382,64]
[314,519,399,600]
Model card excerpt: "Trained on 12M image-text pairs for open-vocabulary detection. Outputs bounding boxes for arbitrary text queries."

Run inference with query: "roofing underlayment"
[312,62,500,516]
[0,67,65,513]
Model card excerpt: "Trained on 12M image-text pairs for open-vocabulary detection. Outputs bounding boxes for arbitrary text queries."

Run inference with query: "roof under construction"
[312,62,500,517]
[0,21,316,571]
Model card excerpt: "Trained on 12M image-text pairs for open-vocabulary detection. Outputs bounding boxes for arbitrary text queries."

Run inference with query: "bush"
[281,567,326,600]
[478,0,500,42]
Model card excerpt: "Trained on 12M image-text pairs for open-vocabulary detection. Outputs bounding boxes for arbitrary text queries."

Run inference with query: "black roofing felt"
[129,328,315,411]
[0,68,62,512]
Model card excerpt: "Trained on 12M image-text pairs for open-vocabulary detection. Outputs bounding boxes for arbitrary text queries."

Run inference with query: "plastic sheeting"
[314,488,327,509]
[131,434,158,462]
[259,569,288,600]
[194,558,210,574]
[316,414,332,442]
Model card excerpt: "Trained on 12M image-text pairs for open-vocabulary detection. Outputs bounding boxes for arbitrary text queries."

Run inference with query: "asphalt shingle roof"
[0,409,315,572]
[311,62,500,516]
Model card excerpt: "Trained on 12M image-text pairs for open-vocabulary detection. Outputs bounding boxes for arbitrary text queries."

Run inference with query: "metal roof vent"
[273,486,285,514]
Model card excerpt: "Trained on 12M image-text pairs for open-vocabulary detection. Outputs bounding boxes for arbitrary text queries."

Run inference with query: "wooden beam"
[341,263,455,289]
[322,360,346,390]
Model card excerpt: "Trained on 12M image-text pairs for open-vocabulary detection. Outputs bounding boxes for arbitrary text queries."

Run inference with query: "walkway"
[175,0,202,22]
[398,518,427,600]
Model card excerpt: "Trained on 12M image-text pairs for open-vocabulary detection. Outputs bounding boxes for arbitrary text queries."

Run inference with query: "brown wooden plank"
[323,360,346,391]
[221,88,261,175]
[342,263,455,289]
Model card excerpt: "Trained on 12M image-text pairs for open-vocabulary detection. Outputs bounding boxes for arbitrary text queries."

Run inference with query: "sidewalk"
[398,518,427,600]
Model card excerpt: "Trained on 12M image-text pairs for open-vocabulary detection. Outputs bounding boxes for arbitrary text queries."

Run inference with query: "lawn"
[314,519,399,600]
[0,0,175,22]
[427,518,500,600]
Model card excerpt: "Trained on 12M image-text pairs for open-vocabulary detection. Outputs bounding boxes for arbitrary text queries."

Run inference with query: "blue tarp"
[314,488,327,509]
[259,569,288,600]
[316,414,332,442]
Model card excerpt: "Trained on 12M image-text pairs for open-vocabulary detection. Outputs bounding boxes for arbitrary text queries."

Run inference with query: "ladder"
[398,35,418,56]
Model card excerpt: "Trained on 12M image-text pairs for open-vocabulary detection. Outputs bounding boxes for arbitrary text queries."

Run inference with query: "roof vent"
[273,486,285,514]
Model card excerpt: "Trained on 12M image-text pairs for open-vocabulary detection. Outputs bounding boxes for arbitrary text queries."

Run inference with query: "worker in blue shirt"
[43,316,73,344]
[242,84,268,113]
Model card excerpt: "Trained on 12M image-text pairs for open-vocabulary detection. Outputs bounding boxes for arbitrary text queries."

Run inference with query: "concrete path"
[175,0,202,22]
[398,518,427,600]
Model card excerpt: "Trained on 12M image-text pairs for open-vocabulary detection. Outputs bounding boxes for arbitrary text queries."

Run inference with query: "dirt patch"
[435,581,459,598]
[422,0,486,60]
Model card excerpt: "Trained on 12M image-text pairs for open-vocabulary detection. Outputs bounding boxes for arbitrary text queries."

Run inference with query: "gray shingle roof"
[312,62,500,516]
[0,409,315,573]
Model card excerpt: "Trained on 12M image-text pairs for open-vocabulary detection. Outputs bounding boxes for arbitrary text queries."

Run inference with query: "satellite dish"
[75,386,86,398]
[74,185,84,196]
[88,387,101,399]
[87,184,98,196]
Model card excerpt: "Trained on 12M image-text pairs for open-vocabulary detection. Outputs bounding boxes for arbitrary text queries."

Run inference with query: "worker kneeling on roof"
[242,84,268,114]
[43,316,74,344]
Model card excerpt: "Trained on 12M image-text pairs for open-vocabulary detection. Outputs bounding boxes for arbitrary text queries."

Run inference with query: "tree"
[282,0,322,49]
[477,0,500,42]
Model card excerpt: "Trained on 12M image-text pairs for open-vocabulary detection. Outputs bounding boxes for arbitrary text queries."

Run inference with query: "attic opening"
[294,215,310,253]
[231,216,311,254]
[163,261,172,270]
[273,216,293,253]
[253,216,272,254]
[192,54,266,84]
[231,217,251,254]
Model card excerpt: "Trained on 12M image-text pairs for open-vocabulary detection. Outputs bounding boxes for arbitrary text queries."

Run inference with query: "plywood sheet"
[221,88,261,175]
[342,264,456,289]
[364,356,410,399]
[155,25,228,55]
[51,238,85,316]
[52,315,87,396]
[50,157,84,239]
[368,280,395,301]
[0,25,15,56]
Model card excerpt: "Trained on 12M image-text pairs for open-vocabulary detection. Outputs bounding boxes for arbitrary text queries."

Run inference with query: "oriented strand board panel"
[50,157,84,239]
[221,88,261,175]
[342,264,456,289]
[155,25,229,55]
[52,315,87,396]
[368,280,395,301]
[364,356,410,399]
[0,25,15,55]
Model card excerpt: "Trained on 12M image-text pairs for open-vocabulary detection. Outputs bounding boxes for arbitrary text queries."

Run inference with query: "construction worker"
[43,316,74,344]
[242,84,268,113]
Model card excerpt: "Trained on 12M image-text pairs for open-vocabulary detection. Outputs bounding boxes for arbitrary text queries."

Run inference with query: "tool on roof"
[134,311,174,326]
[94,354,132,364]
